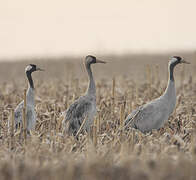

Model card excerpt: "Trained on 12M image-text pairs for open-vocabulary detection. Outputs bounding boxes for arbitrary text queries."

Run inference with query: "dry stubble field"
[0,53,196,180]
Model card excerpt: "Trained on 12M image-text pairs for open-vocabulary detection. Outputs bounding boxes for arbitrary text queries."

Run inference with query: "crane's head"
[169,56,190,67]
[85,55,106,65]
[25,64,44,74]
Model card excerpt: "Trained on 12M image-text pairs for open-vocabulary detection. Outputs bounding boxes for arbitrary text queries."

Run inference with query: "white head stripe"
[170,58,177,63]
[25,65,32,72]
[168,57,179,67]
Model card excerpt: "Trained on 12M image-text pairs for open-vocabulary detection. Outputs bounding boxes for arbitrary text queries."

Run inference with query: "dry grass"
[0,53,196,179]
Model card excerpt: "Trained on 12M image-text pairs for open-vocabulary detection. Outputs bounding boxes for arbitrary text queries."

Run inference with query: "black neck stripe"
[26,71,34,88]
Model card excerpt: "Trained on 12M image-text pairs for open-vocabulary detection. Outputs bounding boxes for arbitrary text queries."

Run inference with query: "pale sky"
[0,0,196,58]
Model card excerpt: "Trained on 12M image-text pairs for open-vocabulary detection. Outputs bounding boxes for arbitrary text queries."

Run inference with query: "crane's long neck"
[162,63,176,112]
[169,62,176,81]
[26,72,35,105]
[86,63,96,96]
[26,72,34,89]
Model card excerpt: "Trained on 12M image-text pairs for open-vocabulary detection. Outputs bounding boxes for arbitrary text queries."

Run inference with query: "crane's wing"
[125,104,156,132]
[64,96,92,135]
[14,100,24,128]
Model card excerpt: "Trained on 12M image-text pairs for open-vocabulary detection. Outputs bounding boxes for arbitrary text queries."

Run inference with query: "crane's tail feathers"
[75,116,88,137]
[123,109,141,130]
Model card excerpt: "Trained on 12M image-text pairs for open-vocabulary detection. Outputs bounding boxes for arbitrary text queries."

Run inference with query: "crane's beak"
[96,59,106,64]
[181,59,190,64]
[36,67,45,71]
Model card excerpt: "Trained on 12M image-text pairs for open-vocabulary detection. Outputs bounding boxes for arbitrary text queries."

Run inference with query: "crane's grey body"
[63,55,105,136]
[15,87,36,131]
[125,81,175,133]
[125,56,189,133]
[15,64,43,132]
[64,94,96,135]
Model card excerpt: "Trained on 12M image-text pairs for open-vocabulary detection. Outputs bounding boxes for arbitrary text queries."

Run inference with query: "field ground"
[0,52,196,179]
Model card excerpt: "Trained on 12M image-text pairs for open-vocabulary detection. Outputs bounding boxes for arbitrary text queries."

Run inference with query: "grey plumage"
[15,64,44,132]
[63,55,106,136]
[64,94,96,135]
[125,56,190,133]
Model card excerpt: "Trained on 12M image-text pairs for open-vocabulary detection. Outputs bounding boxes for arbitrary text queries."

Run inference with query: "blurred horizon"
[1,0,196,60]
[1,50,195,62]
